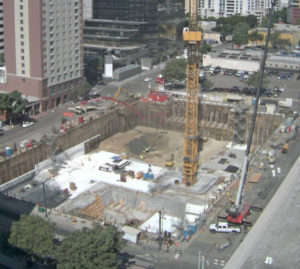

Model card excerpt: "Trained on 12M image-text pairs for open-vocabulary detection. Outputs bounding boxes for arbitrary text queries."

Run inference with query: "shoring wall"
[0,99,282,184]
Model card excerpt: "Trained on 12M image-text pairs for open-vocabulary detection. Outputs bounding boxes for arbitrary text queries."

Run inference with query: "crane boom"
[182,0,201,185]
[226,0,277,223]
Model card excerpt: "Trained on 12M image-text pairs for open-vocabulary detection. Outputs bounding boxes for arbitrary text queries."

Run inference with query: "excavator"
[108,86,137,110]
[165,154,175,169]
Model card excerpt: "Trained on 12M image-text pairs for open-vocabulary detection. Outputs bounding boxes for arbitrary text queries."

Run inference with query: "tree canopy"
[248,30,264,45]
[0,90,28,114]
[270,32,291,49]
[261,8,287,27]
[69,82,91,101]
[54,226,122,269]
[162,58,187,83]
[232,22,249,46]
[246,72,270,89]
[213,15,257,40]
[8,214,56,259]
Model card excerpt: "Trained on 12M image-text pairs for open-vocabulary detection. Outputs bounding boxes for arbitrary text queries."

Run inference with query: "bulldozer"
[165,154,175,169]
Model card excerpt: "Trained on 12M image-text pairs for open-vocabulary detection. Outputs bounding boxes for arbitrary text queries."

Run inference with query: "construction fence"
[0,99,282,184]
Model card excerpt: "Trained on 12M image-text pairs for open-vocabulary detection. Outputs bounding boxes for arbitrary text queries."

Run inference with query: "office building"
[84,0,158,58]
[2,0,83,113]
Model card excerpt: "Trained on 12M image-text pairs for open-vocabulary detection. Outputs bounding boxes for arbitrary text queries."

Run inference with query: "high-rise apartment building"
[186,0,271,19]
[3,0,83,113]
[288,0,300,24]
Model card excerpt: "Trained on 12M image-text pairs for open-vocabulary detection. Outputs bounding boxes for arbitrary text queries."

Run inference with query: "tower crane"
[182,0,202,185]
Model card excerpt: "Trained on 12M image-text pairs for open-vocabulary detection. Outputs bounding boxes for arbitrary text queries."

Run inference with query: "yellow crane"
[182,0,201,186]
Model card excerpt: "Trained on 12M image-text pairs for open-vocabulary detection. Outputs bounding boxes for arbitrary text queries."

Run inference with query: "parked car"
[297,74,300,80]
[22,121,34,128]
[144,77,152,82]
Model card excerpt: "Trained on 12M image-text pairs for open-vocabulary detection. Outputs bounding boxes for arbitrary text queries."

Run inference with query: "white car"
[144,77,152,82]
[22,121,34,128]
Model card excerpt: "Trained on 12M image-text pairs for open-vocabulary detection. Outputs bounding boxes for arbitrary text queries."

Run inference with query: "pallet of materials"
[248,173,262,183]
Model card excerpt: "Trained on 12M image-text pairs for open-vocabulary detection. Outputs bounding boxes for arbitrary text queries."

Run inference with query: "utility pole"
[42,181,47,217]
[158,210,162,250]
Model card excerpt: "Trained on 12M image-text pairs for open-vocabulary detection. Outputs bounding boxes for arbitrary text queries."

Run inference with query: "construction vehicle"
[268,150,276,164]
[165,154,175,169]
[209,222,241,234]
[182,0,202,186]
[281,143,289,153]
[109,86,136,110]
[68,106,85,115]
[221,0,276,225]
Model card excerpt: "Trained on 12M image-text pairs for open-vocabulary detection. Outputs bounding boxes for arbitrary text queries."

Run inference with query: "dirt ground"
[98,126,228,169]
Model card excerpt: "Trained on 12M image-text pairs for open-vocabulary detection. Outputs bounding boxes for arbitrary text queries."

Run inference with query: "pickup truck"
[209,222,240,233]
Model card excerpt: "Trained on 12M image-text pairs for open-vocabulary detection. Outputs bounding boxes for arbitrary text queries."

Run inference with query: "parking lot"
[200,68,300,101]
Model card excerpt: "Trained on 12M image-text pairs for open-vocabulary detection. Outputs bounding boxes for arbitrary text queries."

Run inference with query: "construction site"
[1,0,297,260]
[0,88,290,242]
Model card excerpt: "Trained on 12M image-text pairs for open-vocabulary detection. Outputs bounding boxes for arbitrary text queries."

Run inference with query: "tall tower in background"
[288,0,300,24]
[2,0,83,113]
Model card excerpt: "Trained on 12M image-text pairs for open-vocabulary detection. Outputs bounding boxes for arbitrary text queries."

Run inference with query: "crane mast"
[182,0,201,185]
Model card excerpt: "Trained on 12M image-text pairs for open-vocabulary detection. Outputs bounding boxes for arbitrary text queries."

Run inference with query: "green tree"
[199,44,212,62]
[54,226,122,269]
[246,72,270,89]
[245,15,258,28]
[0,231,26,256]
[248,30,264,45]
[200,79,214,90]
[233,22,249,46]
[296,18,300,25]
[8,215,56,259]
[69,82,91,101]
[0,90,28,125]
[270,32,291,49]
[261,8,287,27]
[162,58,187,84]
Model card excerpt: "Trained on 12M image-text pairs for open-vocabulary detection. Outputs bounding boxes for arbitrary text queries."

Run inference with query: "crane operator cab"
[183,27,202,43]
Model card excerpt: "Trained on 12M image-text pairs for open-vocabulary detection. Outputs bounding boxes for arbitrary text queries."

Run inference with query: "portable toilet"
[5,147,12,157]
[148,173,154,180]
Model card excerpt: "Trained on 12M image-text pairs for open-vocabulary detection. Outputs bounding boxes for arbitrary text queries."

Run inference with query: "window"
[20,12,23,17]
[20,5,23,10]
[21,56,24,60]
[21,49,24,53]
[22,63,25,67]
[22,70,25,74]
[21,41,24,46]
[20,20,23,24]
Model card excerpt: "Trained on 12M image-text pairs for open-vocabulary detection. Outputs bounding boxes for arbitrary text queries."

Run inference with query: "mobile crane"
[182,0,202,186]
[223,0,277,225]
